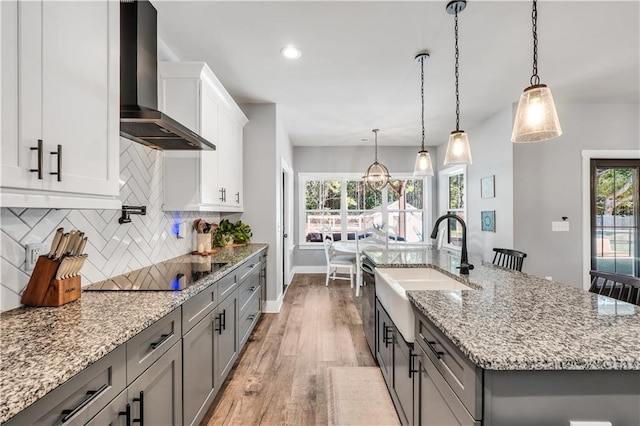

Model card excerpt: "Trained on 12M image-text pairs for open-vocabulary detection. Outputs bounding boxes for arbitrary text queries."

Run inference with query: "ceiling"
[155,1,639,147]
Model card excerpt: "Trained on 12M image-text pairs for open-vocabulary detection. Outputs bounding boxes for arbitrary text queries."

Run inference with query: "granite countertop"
[364,246,640,371]
[0,244,268,424]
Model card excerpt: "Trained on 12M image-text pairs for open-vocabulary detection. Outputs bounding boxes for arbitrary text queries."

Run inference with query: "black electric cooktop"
[84,258,228,291]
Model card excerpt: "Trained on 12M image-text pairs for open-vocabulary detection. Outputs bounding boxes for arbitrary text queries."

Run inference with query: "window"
[300,173,430,246]
[591,159,639,277]
[438,166,466,250]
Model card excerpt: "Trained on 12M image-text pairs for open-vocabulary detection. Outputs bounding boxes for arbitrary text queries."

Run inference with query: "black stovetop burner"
[84,257,227,291]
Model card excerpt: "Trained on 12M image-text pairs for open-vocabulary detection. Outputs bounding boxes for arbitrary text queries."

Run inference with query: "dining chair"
[492,248,527,272]
[323,233,356,288]
[589,270,640,306]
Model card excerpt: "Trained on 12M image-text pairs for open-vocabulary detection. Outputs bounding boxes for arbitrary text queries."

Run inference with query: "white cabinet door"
[217,110,233,207]
[229,123,243,208]
[1,1,120,207]
[200,82,220,206]
[1,0,42,190]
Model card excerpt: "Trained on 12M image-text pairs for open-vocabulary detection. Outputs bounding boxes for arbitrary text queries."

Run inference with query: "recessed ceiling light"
[281,45,302,59]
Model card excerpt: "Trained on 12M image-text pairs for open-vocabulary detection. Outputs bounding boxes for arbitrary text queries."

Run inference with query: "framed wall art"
[481,210,495,232]
[481,175,495,199]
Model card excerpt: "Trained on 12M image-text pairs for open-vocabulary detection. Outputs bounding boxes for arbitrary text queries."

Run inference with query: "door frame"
[280,158,294,290]
[581,150,640,290]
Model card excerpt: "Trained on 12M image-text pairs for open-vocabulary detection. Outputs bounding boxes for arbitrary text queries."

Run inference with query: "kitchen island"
[363,246,640,425]
[0,244,268,424]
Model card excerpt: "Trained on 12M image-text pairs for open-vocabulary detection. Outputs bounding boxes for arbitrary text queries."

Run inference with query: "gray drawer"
[217,272,238,302]
[238,267,260,312]
[126,308,181,384]
[182,281,217,335]
[237,254,261,284]
[4,345,126,426]
[239,290,261,347]
[415,315,482,420]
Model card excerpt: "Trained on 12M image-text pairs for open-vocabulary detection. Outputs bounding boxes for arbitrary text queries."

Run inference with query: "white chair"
[323,233,356,288]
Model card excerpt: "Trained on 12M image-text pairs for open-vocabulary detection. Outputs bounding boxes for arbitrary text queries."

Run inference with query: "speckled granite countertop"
[0,244,268,424]
[363,247,640,371]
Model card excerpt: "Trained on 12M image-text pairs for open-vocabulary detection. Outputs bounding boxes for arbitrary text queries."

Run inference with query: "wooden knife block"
[21,256,82,307]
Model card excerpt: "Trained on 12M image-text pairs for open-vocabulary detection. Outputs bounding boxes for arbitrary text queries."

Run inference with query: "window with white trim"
[299,173,430,246]
[439,166,466,250]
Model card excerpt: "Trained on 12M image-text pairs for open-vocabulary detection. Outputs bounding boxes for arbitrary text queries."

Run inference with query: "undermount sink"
[375,268,474,342]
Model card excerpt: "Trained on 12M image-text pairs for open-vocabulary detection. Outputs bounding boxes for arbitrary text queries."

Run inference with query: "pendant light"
[413,53,434,177]
[511,0,562,143]
[363,129,390,191]
[444,0,472,166]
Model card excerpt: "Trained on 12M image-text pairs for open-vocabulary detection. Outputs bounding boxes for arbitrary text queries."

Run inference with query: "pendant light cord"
[420,57,425,151]
[373,129,379,162]
[531,0,540,86]
[454,10,460,131]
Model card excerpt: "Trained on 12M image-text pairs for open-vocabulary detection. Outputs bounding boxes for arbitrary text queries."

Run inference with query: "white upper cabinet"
[159,62,248,212]
[1,1,120,209]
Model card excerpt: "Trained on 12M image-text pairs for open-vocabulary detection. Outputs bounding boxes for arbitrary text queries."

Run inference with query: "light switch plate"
[552,221,570,232]
[25,243,46,271]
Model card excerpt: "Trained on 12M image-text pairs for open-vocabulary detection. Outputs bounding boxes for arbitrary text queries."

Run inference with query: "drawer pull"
[409,353,419,378]
[119,403,131,426]
[383,323,394,348]
[221,309,226,331]
[30,139,43,179]
[133,391,144,425]
[247,314,255,321]
[149,333,173,350]
[61,383,108,422]
[240,263,260,281]
[423,336,445,359]
[248,286,256,292]
[50,144,62,181]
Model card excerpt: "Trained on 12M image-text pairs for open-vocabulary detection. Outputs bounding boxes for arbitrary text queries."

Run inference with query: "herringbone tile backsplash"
[0,139,220,311]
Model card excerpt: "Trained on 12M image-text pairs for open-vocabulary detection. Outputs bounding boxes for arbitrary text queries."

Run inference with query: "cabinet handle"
[248,286,256,292]
[50,144,62,181]
[119,403,131,426]
[60,383,108,422]
[221,309,226,331]
[30,139,43,179]
[219,188,226,202]
[240,263,259,281]
[383,323,394,348]
[409,353,419,378]
[247,314,255,321]
[149,333,173,350]
[235,192,240,204]
[133,391,144,425]
[422,336,445,360]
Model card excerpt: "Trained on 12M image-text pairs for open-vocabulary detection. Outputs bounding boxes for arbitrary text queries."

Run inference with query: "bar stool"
[492,248,527,272]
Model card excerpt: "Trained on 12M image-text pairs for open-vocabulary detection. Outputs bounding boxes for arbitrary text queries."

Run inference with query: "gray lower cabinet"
[376,299,415,426]
[215,291,239,384]
[4,344,126,426]
[415,349,479,426]
[376,299,393,383]
[183,311,216,426]
[86,390,129,426]
[127,340,183,425]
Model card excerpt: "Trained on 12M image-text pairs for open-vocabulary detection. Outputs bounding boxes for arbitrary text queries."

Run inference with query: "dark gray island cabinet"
[411,307,640,426]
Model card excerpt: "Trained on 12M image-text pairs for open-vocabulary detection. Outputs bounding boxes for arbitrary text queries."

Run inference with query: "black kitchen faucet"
[430,213,474,275]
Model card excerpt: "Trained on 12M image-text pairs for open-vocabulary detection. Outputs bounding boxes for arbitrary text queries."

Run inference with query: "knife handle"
[30,139,43,180]
[50,144,62,182]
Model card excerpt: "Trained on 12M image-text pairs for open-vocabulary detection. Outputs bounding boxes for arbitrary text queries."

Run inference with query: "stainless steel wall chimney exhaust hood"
[120,0,215,151]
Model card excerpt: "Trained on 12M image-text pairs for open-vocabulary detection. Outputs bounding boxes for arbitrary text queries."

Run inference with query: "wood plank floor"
[202,273,377,425]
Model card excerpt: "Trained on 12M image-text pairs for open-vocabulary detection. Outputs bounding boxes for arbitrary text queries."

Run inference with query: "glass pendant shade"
[512,84,562,143]
[444,131,473,165]
[363,161,390,191]
[413,150,434,176]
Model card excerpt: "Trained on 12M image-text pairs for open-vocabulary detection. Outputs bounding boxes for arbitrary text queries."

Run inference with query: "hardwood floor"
[202,273,377,425]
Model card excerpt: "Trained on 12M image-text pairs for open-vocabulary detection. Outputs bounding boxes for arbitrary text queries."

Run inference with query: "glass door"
[591,159,640,276]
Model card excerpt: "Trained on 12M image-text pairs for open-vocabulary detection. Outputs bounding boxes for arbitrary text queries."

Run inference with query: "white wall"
[514,103,640,288]
[0,139,220,311]
[239,103,293,312]
[292,145,439,268]
[436,107,515,263]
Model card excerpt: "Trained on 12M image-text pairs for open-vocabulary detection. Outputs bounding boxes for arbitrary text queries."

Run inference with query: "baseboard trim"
[292,265,326,274]
[263,293,284,313]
